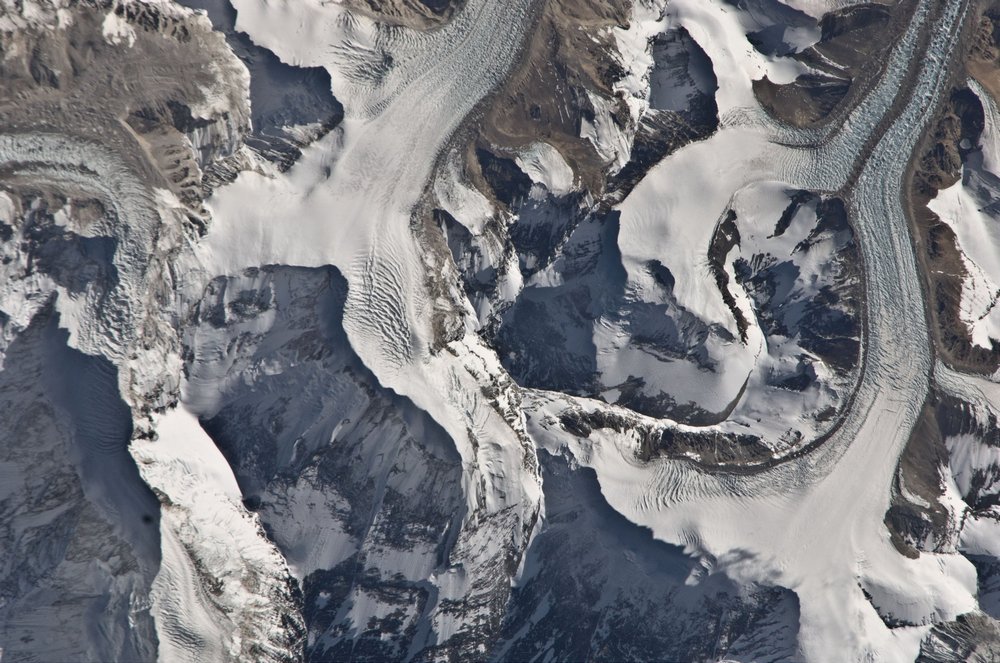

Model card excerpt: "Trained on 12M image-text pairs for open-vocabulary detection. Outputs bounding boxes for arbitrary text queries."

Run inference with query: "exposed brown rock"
[558,406,773,467]
[910,79,1000,372]
[968,5,1000,105]
[0,0,251,224]
[341,0,466,29]
[708,210,750,343]
[884,396,952,559]
[754,74,851,127]
[754,3,902,128]
[467,0,632,199]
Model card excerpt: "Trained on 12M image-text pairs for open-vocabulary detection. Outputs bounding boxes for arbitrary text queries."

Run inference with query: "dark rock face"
[490,186,860,438]
[185,266,527,661]
[710,210,749,342]
[754,74,852,125]
[938,395,1000,510]
[0,308,161,662]
[606,27,719,198]
[969,555,1000,620]
[918,613,1000,662]
[889,386,1000,635]
[493,211,626,398]
[182,264,810,661]
[492,453,801,662]
[752,2,897,127]
[21,202,120,295]
[885,398,954,560]
[175,0,344,169]
[343,0,467,28]
[733,194,861,379]
[737,0,815,58]
[913,84,1000,374]
[476,148,535,209]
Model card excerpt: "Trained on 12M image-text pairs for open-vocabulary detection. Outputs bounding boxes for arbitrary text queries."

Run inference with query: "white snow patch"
[264,471,355,580]
[434,154,495,235]
[580,90,633,173]
[665,0,810,117]
[611,0,668,121]
[948,432,1000,498]
[0,191,16,223]
[515,143,575,197]
[927,177,1000,349]
[101,11,135,48]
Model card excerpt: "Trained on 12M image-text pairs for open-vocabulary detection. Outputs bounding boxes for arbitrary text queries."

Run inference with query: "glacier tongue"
[197,0,544,510]
[190,0,549,652]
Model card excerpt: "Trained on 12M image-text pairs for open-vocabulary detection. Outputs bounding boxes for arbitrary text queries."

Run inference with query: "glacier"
[3,0,1000,660]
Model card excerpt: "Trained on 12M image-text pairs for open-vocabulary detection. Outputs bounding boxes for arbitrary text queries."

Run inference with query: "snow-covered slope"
[519,0,987,658]
[0,309,160,663]
[929,79,1000,351]
[0,2,303,659]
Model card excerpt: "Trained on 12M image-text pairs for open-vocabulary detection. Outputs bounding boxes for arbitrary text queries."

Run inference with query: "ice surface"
[3,0,996,658]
